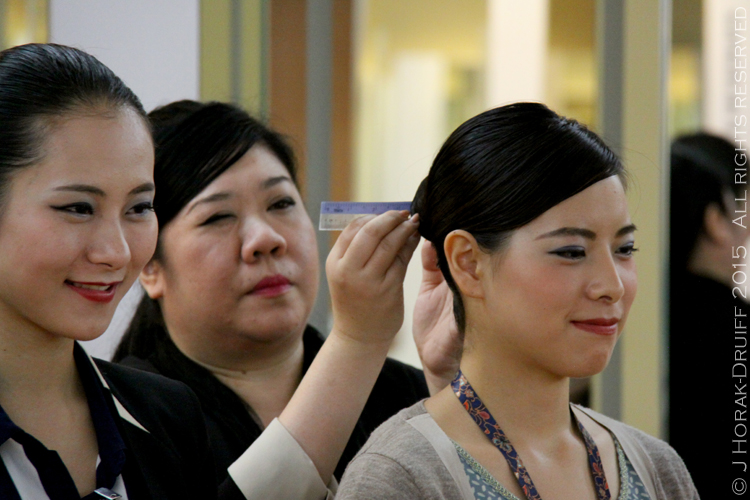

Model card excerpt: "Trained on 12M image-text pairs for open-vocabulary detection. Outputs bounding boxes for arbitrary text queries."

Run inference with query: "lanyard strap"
[451,370,611,500]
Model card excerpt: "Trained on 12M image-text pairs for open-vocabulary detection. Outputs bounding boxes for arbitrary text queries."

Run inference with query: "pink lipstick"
[65,281,120,303]
[250,275,291,297]
[571,318,619,336]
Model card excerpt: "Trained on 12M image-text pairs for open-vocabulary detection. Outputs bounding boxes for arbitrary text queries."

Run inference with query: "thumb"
[420,240,445,289]
[421,240,442,274]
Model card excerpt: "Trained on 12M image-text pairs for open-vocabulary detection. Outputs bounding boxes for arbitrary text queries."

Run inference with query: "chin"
[35,306,113,343]
[565,352,613,378]
[54,322,109,343]
[76,330,107,342]
[239,318,307,344]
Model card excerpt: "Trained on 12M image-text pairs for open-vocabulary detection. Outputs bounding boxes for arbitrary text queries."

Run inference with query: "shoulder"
[361,358,429,433]
[612,421,697,498]
[581,406,680,462]
[356,401,432,457]
[95,358,194,400]
[574,405,699,500]
[338,402,461,500]
[93,359,221,499]
[94,358,205,430]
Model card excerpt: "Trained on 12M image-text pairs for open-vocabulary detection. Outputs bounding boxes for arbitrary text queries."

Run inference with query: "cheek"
[518,263,575,308]
[126,221,158,271]
[165,225,235,269]
[4,212,82,272]
[620,263,638,311]
[158,229,236,296]
[493,261,571,325]
[290,219,320,290]
[179,239,240,289]
[284,211,317,257]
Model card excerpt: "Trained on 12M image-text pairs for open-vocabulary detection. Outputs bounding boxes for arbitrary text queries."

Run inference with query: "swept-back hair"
[412,102,625,334]
[0,43,147,206]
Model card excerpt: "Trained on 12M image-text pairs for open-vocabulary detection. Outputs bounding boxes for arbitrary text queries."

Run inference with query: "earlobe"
[444,230,484,299]
[139,260,165,299]
[703,203,732,246]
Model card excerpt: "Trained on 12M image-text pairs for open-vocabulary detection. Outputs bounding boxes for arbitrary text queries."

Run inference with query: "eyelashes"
[199,197,297,226]
[129,201,155,215]
[200,213,234,226]
[52,201,155,218]
[271,197,296,210]
[617,242,639,256]
[548,243,638,260]
[549,246,586,260]
[52,202,94,216]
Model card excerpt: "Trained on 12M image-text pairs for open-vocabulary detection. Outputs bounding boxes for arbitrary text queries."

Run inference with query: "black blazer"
[92,359,246,499]
[118,325,430,481]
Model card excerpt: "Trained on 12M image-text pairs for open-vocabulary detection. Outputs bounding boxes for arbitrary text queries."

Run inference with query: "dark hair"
[0,43,147,206]
[114,100,297,362]
[412,102,625,334]
[669,132,739,275]
[148,100,296,234]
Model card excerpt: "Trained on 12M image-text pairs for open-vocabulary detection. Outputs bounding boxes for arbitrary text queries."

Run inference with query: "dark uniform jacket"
[119,325,430,481]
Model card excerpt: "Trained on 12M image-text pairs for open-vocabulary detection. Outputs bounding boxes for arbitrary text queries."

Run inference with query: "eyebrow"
[536,224,637,241]
[262,176,292,190]
[186,192,233,215]
[130,183,156,195]
[54,183,155,197]
[186,176,293,215]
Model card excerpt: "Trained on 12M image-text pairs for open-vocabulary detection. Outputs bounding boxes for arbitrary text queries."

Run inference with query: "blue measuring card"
[319,201,412,230]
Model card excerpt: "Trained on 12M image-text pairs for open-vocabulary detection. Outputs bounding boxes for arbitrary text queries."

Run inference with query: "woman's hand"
[327,210,420,346]
[412,241,462,394]
[277,211,419,484]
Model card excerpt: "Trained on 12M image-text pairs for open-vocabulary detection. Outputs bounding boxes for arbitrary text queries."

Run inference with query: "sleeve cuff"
[227,418,335,500]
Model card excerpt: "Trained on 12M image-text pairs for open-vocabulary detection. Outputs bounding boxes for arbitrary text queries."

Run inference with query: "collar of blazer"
[84,352,151,434]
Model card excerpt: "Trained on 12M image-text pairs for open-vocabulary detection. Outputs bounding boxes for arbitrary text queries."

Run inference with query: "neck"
[0,318,80,409]
[457,340,573,445]
[184,335,305,427]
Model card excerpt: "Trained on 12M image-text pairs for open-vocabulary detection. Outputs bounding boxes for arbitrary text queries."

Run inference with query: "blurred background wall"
[1,0,741,440]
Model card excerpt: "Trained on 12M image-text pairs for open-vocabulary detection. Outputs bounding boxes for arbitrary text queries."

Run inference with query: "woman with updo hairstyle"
[0,43,429,500]
[113,99,462,496]
[337,103,698,500]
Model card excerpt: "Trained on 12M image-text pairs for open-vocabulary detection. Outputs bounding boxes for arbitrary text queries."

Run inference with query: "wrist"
[328,326,394,353]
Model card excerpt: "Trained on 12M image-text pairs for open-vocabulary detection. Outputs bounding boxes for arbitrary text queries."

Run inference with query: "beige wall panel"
[620,0,670,438]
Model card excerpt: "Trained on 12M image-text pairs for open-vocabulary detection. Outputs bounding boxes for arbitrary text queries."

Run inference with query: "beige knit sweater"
[337,401,699,500]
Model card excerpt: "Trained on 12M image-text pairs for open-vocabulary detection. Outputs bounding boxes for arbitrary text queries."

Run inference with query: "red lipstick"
[250,275,291,297]
[65,281,120,303]
[571,318,619,336]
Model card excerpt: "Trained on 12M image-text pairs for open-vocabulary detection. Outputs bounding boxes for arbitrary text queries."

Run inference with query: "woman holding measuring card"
[0,43,450,499]
[337,103,698,500]
[113,100,460,492]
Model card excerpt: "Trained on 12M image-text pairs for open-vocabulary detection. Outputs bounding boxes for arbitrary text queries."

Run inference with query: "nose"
[87,219,131,270]
[240,218,287,263]
[586,253,626,303]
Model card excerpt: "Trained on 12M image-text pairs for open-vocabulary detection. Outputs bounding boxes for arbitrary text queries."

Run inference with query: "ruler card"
[319,201,412,231]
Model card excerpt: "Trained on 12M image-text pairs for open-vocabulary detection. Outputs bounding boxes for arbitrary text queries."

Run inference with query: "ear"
[443,230,486,299]
[139,259,166,300]
[703,203,732,247]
